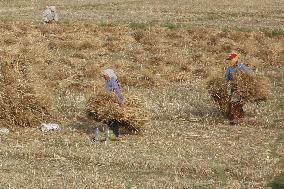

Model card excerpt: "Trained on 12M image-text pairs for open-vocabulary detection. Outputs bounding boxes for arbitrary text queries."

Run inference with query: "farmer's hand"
[227,82,232,96]
[93,82,97,94]
[227,89,232,96]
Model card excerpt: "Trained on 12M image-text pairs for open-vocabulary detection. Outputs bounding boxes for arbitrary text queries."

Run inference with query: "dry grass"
[0,0,284,30]
[0,1,283,188]
[0,49,57,129]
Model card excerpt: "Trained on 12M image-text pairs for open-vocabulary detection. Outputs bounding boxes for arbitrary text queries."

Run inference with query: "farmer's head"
[226,52,239,66]
[48,6,56,12]
[102,69,117,81]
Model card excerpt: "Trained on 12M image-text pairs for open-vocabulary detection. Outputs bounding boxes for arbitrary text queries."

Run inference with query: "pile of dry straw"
[0,62,56,129]
[207,69,270,116]
[87,87,151,133]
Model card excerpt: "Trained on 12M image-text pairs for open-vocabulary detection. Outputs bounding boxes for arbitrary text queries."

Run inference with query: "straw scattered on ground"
[0,3,283,187]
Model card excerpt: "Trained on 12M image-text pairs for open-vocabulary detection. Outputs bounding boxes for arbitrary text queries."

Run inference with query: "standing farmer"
[224,52,252,124]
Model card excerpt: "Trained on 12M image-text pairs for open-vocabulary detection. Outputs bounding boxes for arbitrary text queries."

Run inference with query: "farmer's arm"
[239,64,252,73]
[105,80,112,91]
[224,67,233,96]
[54,12,58,21]
[224,67,231,81]
[112,81,125,105]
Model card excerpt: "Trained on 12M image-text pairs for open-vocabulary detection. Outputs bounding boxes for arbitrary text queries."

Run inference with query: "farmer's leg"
[236,102,245,120]
[231,101,245,124]
[229,101,239,124]
[108,120,120,137]
[224,98,233,120]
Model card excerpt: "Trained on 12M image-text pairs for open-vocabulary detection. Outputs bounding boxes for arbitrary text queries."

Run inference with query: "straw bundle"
[0,62,56,129]
[86,88,151,133]
[119,73,156,87]
[206,76,230,116]
[207,69,270,116]
[233,69,270,102]
[0,84,55,129]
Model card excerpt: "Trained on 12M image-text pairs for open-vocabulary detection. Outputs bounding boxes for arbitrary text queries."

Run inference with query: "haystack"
[206,76,231,116]
[86,88,151,133]
[0,85,55,129]
[0,62,56,129]
[233,69,270,102]
[207,69,270,116]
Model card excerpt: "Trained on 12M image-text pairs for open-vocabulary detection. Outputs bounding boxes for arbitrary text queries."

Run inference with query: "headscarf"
[48,6,56,12]
[226,52,240,60]
[102,69,117,80]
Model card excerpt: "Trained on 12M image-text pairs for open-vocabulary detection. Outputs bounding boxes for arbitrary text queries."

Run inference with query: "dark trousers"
[108,120,121,137]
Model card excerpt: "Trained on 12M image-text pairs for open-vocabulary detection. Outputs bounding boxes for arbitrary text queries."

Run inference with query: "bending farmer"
[102,69,125,105]
[102,69,125,137]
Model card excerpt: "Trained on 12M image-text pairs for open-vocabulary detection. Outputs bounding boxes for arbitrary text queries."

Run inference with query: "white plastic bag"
[0,128,9,135]
[40,123,60,132]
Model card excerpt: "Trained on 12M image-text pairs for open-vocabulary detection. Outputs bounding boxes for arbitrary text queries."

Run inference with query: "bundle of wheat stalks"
[233,69,270,102]
[207,69,270,116]
[87,88,151,133]
[207,76,231,116]
[0,63,56,129]
[0,85,55,128]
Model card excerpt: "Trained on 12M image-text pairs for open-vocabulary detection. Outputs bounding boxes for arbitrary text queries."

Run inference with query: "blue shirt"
[105,78,125,104]
[224,63,252,81]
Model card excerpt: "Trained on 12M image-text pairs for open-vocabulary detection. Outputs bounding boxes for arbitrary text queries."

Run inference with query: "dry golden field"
[0,0,284,30]
[0,0,283,189]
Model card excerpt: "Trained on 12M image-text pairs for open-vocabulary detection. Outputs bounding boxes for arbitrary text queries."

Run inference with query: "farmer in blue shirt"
[224,54,251,81]
[224,53,251,124]
[102,69,124,137]
[102,69,125,105]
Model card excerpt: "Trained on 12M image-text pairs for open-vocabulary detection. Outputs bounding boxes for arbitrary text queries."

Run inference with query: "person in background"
[42,6,58,23]
[224,52,252,124]
[102,69,125,137]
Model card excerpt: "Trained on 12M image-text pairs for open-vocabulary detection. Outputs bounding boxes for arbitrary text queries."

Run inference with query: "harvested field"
[0,0,284,30]
[0,1,283,189]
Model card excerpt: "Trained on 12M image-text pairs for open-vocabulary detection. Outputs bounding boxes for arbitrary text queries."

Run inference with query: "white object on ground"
[94,127,100,141]
[40,123,60,132]
[0,128,9,135]
[105,126,110,142]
